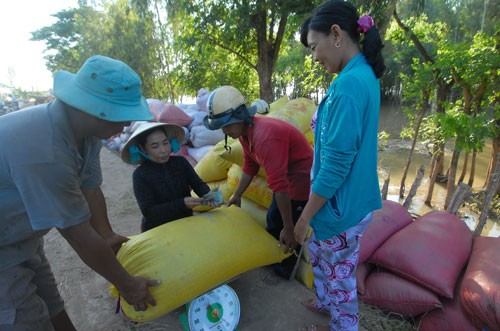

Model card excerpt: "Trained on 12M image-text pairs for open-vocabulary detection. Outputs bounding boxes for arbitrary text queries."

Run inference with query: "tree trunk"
[458,152,469,184]
[468,149,477,187]
[403,165,425,209]
[381,175,390,200]
[446,183,471,215]
[474,154,500,237]
[445,148,461,209]
[254,3,287,103]
[425,154,443,206]
[399,103,428,198]
[485,136,500,193]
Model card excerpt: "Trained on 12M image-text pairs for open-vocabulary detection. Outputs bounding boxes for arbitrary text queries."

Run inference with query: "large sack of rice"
[460,236,500,331]
[359,200,413,263]
[218,141,267,178]
[110,206,288,322]
[146,99,165,121]
[418,274,476,331]
[189,125,225,148]
[194,140,234,182]
[267,97,316,133]
[226,164,272,209]
[158,103,194,127]
[240,197,268,228]
[359,269,443,317]
[369,211,472,299]
[268,95,290,113]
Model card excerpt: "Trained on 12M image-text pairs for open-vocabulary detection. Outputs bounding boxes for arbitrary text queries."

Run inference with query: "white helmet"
[203,86,256,130]
[251,99,270,114]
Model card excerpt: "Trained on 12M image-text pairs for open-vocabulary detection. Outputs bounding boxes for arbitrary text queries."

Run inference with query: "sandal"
[301,297,329,316]
[298,325,330,331]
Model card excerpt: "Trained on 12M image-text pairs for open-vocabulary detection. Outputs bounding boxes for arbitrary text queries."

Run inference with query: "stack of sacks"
[105,122,138,151]
[355,200,499,330]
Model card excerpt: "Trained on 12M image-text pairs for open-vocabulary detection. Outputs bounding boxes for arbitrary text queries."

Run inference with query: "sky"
[0,0,78,92]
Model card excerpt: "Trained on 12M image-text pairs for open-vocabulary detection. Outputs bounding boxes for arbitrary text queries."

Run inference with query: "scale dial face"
[188,285,240,331]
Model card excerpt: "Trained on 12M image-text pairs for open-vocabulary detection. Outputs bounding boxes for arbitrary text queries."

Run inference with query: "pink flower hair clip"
[357,15,374,33]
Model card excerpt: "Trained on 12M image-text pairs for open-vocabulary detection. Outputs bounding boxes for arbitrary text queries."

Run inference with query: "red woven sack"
[359,200,413,263]
[417,274,477,331]
[158,103,193,127]
[369,211,473,299]
[460,236,500,331]
[356,262,374,295]
[359,269,442,317]
[146,98,165,121]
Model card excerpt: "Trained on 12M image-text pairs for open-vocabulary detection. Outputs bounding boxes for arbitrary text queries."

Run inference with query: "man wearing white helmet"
[203,86,313,279]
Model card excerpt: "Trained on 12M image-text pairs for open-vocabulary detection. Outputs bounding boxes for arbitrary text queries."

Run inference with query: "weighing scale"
[180,285,240,331]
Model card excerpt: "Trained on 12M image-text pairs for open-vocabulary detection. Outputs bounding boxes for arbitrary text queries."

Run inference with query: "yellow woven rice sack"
[268,95,290,113]
[267,97,316,133]
[303,128,315,148]
[110,206,288,322]
[194,139,235,182]
[226,164,272,209]
[295,258,314,289]
[240,196,268,228]
[218,141,267,178]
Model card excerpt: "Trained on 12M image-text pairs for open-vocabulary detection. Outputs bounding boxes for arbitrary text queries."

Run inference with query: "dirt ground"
[44,147,416,331]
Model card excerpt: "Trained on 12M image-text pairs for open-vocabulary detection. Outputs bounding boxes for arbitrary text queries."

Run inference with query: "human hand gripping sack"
[279,226,298,254]
[227,194,242,207]
[105,232,130,254]
[118,276,162,312]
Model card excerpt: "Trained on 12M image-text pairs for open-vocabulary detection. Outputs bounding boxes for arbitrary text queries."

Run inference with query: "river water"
[377,103,498,237]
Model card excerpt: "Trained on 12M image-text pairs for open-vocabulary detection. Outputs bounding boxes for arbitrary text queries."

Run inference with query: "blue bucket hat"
[53,55,154,122]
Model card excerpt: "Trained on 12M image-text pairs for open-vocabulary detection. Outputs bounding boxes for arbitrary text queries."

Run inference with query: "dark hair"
[300,0,385,78]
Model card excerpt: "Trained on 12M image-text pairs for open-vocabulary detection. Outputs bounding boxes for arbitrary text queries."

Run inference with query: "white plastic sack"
[188,111,207,131]
[188,145,214,162]
[189,126,225,148]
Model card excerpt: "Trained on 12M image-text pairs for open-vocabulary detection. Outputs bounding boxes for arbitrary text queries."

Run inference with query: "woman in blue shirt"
[294,1,385,330]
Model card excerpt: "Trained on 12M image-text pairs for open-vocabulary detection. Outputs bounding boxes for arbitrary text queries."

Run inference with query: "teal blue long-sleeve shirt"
[310,53,382,240]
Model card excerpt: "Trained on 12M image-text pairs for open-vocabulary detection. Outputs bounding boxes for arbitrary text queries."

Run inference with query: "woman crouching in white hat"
[122,122,221,232]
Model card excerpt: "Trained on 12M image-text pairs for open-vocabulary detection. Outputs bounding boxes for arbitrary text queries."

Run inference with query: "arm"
[294,192,328,244]
[59,221,160,311]
[227,171,253,207]
[184,158,210,198]
[274,191,297,253]
[82,187,128,254]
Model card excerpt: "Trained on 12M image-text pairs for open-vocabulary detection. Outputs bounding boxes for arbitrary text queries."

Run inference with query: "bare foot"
[301,297,329,316]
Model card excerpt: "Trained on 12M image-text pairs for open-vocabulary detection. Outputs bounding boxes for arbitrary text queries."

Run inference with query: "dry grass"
[359,302,418,331]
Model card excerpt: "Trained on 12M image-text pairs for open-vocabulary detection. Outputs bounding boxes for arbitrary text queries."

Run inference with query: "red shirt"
[239,116,313,200]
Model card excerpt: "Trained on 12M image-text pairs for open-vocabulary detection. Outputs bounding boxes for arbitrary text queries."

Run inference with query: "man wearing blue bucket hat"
[0,55,160,330]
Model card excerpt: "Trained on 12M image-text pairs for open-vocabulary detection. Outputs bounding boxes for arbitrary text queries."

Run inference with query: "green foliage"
[435,101,496,152]
[162,0,321,100]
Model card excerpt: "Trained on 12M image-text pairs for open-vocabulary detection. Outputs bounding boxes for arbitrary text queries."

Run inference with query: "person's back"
[240,116,312,202]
